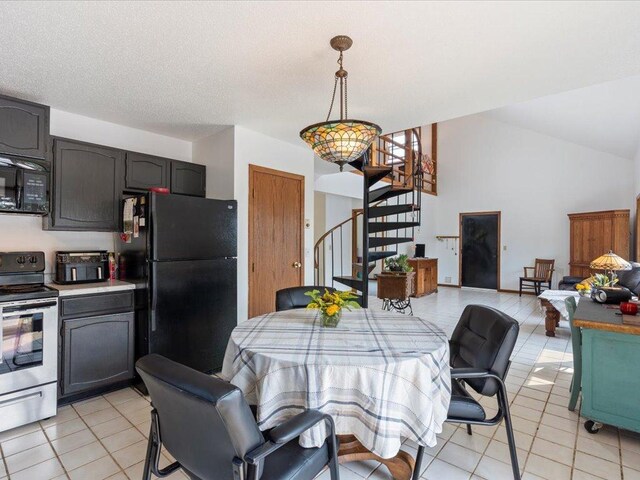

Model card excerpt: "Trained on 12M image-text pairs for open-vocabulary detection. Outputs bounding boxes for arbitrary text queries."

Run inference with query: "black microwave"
[0,155,49,214]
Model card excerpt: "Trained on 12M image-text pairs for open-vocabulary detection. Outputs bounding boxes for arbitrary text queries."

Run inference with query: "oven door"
[0,299,58,394]
[0,165,18,211]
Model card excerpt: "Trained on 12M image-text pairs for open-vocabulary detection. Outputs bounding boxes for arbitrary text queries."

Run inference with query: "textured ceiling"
[482,74,640,160]
[1,1,640,145]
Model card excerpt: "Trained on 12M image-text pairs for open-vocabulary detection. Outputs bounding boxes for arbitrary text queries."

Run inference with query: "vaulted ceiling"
[2,1,640,147]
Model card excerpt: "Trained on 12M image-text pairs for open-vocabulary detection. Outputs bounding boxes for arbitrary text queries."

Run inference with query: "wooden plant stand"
[377,272,416,315]
[338,435,415,480]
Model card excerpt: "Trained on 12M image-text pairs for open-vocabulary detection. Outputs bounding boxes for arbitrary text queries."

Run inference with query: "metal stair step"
[369,185,413,203]
[368,251,397,262]
[332,276,364,291]
[368,204,420,218]
[369,237,413,248]
[369,221,420,234]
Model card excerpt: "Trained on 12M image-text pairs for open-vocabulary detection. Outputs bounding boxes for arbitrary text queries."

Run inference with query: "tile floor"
[1,288,640,479]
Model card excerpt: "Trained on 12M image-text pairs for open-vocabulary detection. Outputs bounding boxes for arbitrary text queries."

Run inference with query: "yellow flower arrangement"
[305,288,360,327]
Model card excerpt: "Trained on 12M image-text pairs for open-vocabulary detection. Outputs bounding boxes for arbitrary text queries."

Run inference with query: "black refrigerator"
[118,193,237,376]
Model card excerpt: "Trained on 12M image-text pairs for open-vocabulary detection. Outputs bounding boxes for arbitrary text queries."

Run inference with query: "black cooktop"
[0,284,59,303]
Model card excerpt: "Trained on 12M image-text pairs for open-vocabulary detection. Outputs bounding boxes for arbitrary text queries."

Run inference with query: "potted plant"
[384,254,414,274]
[305,289,360,327]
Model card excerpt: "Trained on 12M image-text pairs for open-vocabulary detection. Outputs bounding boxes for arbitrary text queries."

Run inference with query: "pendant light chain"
[344,75,348,119]
[326,76,338,122]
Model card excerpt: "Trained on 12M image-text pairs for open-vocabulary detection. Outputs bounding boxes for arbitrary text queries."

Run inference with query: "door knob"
[292,262,302,268]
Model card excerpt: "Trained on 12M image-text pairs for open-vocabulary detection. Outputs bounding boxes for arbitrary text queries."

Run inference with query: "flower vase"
[321,309,342,328]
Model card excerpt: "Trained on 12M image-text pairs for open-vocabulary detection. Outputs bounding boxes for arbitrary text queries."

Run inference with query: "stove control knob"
[29,256,38,264]
[16,256,26,265]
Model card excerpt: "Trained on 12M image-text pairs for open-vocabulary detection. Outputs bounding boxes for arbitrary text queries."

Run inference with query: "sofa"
[559,262,640,297]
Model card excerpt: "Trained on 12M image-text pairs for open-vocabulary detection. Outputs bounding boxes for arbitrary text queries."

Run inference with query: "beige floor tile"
[622,467,640,480]
[10,458,65,480]
[59,440,108,471]
[114,397,150,415]
[493,425,535,452]
[483,438,528,468]
[577,434,620,464]
[0,422,42,443]
[524,453,571,480]
[73,397,112,417]
[622,447,640,469]
[104,388,143,406]
[474,455,518,480]
[436,442,482,472]
[571,469,608,480]
[44,418,87,441]
[535,423,576,447]
[531,437,574,466]
[68,456,121,480]
[421,458,471,480]
[90,417,133,439]
[5,442,56,474]
[449,428,491,453]
[1,429,48,456]
[123,405,152,425]
[102,427,145,453]
[82,407,123,428]
[111,439,148,469]
[51,428,97,455]
[573,451,621,480]
[40,406,79,428]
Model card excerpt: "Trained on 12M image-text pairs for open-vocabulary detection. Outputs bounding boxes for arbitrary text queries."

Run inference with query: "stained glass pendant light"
[300,36,381,171]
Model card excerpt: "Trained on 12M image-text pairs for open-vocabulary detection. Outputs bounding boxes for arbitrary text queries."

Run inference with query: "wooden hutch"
[408,258,438,297]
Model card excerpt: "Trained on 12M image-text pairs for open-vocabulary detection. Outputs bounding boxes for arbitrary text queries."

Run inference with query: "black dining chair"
[412,305,521,480]
[136,354,340,480]
[276,286,362,311]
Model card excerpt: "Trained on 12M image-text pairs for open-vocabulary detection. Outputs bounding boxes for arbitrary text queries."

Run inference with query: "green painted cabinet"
[581,329,640,433]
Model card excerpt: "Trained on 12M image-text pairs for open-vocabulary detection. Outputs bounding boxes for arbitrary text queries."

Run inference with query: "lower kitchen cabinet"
[58,290,135,402]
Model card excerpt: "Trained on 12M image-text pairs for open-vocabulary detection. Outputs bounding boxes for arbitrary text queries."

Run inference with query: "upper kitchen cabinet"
[171,160,206,197]
[125,151,169,191]
[48,138,124,231]
[0,94,49,159]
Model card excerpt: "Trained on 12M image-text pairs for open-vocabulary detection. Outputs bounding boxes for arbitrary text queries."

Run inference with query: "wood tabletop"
[574,299,640,335]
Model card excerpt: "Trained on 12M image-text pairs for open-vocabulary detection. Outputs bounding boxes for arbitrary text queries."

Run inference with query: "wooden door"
[249,165,304,318]
[459,212,501,289]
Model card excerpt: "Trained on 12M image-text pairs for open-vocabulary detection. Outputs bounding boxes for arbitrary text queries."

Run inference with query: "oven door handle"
[0,391,42,409]
[1,301,57,315]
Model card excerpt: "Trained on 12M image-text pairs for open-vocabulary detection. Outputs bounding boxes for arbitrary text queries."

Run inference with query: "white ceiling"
[2,1,640,146]
[482,74,640,160]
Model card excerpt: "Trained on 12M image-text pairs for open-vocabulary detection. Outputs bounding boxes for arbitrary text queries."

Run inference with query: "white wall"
[233,126,315,323]
[50,109,192,161]
[314,172,363,199]
[417,114,635,290]
[193,127,235,199]
[0,109,193,277]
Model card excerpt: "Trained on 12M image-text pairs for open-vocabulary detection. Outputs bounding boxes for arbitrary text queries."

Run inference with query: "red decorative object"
[620,302,638,315]
[149,187,170,194]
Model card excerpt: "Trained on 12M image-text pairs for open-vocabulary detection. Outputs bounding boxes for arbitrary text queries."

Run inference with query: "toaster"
[55,251,109,284]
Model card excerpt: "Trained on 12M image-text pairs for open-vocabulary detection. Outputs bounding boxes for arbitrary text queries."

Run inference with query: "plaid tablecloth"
[221,308,451,459]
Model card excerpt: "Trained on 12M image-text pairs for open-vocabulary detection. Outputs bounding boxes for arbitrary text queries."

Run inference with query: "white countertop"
[46,280,136,297]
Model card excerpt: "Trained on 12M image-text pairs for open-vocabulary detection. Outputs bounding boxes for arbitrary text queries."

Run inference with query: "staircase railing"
[314,126,425,291]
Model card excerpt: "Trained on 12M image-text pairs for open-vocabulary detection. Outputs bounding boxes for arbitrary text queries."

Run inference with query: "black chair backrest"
[450,305,519,397]
[275,286,336,311]
[136,354,265,480]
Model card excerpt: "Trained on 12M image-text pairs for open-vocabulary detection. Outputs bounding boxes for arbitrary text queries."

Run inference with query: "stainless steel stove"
[0,252,59,432]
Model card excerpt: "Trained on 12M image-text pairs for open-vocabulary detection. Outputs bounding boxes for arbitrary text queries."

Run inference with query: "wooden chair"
[519,259,555,296]
[565,296,582,411]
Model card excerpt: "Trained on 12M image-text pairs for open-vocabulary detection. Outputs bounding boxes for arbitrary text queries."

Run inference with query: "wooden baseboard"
[498,288,536,296]
[437,283,461,288]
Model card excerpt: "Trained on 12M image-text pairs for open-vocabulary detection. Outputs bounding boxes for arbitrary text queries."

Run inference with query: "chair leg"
[466,424,472,436]
[499,388,521,480]
[142,418,159,480]
[568,374,580,412]
[519,279,522,297]
[412,445,424,480]
[326,417,340,480]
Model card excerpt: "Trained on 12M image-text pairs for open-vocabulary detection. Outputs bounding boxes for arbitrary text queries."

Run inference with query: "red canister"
[620,302,638,315]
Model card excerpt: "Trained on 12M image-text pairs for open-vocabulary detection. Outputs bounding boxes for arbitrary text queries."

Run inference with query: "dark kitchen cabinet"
[49,138,124,231]
[171,160,206,197]
[0,94,49,159]
[125,152,169,191]
[59,291,135,401]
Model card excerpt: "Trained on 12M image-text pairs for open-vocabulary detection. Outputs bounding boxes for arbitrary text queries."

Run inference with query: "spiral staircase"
[314,127,434,307]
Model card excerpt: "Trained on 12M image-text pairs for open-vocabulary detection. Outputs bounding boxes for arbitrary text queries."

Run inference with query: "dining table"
[221,308,452,480]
